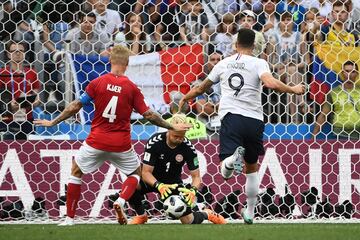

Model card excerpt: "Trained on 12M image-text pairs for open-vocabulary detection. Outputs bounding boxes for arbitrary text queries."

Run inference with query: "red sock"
[66,183,81,218]
[119,175,139,201]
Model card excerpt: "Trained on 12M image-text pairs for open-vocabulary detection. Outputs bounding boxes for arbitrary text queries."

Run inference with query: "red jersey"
[0,66,40,122]
[85,73,149,152]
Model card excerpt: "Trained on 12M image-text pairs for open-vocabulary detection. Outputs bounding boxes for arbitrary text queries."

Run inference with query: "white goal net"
[0,0,359,223]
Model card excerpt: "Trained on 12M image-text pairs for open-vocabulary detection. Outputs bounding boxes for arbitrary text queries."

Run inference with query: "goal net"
[0,0,359,223]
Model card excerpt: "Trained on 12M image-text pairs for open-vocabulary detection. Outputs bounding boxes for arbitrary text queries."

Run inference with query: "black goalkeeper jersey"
[142,132,199,184]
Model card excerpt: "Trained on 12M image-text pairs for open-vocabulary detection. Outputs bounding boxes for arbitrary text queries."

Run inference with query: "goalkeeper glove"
[178,186,197,207]
[154,181,178,200]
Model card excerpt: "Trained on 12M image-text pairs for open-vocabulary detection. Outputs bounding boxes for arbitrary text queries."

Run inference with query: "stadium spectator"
[347,0,360,35]
[179,29,305,224]
[303,8,322,119]
[11,1,37,42]
[179,0,210,44]
[316,0,332,19]
[148,0,181,50]
[34,45,191,226]
[0,41,40,140]
[0,1,15,42]
[83,0,96,12]
[193,50,222,132]
[304,8,322,70]
[258,0,281,38]
[108,0,146,18]
[239,0,263,13]
[317,0,359,46]
[40,21,68,110]
[312,61,360,140]
[128,113,225,225]
[64,12,111,55]
[114,13,152,54]
[1,1,37,63]
[92,0,123,38]
[266,11,306,123]
[277,0,307,32]
[234,10,266,57]
[214,13,237,57]
[201,0,240,34]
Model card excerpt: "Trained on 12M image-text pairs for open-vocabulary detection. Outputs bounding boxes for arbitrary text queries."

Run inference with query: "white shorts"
[75,142,140,175]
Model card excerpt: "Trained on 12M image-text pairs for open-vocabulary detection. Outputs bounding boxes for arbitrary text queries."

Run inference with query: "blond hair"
[110,45,131,66]
[170,113,187,125]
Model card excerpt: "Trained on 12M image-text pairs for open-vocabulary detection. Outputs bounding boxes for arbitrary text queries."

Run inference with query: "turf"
[0,224,359,240]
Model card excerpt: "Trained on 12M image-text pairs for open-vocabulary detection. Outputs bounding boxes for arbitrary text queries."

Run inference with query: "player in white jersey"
[179,28,305,224]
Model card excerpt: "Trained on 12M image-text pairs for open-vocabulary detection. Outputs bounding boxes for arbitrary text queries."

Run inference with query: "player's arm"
[142,109,191,131]
[34,100,83,127]
[178,146,201,207]
[142,109,174,130]
[141,163,157,187]
[142,163,178,200]
[178,169,201,208]
[179,79,214,112]
[189,168,201,190]
[260,72,305,95]
[34,91,91,127]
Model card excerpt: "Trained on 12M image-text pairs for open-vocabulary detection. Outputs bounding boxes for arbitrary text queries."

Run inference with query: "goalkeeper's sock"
[220,156,235,179]
[128,190,146,215]
[66,176,82,218]
[190,211,206,224]
[245,172,259,219]
[118,174,140,204]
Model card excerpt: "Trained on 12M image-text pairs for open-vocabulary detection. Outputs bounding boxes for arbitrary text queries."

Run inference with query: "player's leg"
[241,162,259,225]
[128,180,153,224]
[113,167,140,225]
[110,149,141,224]
[58,160,83,226]
[179,209,225,224]
[240,118,265,224]
[219,113,245,179]
[58,142,104,226]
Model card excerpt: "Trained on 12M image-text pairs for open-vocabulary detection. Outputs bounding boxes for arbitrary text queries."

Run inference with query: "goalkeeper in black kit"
[128,114,225,224]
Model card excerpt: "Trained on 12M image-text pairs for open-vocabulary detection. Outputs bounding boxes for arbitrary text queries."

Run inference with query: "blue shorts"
[219,113,265,164]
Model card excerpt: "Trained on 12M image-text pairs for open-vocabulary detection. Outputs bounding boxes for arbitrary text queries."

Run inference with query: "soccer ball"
[163,195,187,219]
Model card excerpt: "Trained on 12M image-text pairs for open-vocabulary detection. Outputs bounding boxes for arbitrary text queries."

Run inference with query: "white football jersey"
[207,53,271,121]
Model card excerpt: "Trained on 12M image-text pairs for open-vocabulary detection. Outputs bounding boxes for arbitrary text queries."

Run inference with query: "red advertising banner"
[0,140,359,219]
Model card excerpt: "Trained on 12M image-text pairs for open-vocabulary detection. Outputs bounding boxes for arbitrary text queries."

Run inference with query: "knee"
[71,161,83,178]
[179,214,192,224]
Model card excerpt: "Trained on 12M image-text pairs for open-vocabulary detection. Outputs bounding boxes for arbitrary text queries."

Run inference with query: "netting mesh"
[0,0,360,223]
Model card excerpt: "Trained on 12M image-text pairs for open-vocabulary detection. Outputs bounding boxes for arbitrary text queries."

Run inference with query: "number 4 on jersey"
[102,96,118,123]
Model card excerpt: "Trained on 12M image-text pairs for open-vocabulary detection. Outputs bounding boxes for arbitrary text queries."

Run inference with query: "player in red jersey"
[34,45,191,226]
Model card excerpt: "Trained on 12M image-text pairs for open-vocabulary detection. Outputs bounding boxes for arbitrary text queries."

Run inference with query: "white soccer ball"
[163,195,187,219]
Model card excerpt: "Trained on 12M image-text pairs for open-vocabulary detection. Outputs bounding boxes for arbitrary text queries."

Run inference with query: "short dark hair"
[79,11,96,23]
[237,28,255,48]
[333,0,350,11]
[208,46,223,57]
[281,11,293,21]
[6,40,27,52]
[343,60,359,71]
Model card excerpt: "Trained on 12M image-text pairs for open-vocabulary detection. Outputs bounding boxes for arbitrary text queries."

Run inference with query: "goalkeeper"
[128,114,225,224]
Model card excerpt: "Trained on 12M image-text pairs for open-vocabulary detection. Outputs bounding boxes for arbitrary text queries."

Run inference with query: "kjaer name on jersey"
[107,84,122,93]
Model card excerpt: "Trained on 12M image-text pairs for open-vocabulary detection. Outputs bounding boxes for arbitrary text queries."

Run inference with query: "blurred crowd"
[0,0,359,140]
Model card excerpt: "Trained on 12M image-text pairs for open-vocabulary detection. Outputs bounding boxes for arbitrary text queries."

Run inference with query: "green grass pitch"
[1,224,359,240]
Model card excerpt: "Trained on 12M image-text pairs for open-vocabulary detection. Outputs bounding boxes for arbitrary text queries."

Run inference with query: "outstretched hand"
[292,84,306,95]
[155,183,179,200]
[178,187,197,207]
[172,123,193,132]
[33,119,55,127]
